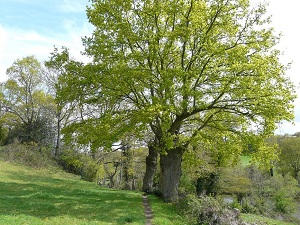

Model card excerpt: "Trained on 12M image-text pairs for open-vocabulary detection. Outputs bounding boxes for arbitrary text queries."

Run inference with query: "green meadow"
[1,159,298,225]
[0,160,185,225]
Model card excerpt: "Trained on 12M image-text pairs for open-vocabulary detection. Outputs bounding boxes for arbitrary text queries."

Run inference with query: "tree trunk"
[121,143,131,190]
[269,167,274,177]
[54,115,61,156]
[142,143,158,193]
[159,147,184,202]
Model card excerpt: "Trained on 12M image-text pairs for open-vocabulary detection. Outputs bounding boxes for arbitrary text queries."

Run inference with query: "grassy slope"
[2,158,295,225]
[0,160,186,225]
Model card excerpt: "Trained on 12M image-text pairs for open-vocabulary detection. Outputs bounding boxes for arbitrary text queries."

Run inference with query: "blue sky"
[0,0,88,34]
[0,0,92,81]
[0,0,299,134]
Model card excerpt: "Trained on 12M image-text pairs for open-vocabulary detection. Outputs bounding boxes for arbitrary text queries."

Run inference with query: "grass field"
[1,158,298,225]
[0,160,186,225]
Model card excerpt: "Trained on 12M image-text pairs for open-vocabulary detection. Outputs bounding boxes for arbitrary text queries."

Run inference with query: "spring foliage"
[53,0,295,201]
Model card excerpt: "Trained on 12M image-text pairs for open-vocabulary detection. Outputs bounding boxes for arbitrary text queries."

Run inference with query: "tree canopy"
[0,56,55,145]
[55,0,295,202]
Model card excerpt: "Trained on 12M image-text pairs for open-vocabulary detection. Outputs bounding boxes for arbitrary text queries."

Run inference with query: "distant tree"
[120,141,132,189]
[45,47,77,156]
[0,89,8,145]
[0,117,8,146]
[217,165,252,204]
[57,0,295,202]
[96,151,123,188]
[278,136,300,180]
[0,56,55,147]
[246,165,298,215]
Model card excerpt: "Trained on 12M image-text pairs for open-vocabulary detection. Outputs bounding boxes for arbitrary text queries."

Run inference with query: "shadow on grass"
[0,170,145,224]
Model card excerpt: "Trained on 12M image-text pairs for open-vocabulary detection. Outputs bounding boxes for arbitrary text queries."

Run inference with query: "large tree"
[58,0,295,202]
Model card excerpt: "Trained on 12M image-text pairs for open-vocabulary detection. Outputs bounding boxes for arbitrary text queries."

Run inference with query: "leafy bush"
[0,143,56,168]
[266,175,298,215]
[274,190,296,214]
[244,165,299,216]
[58,149,97,181]
[240,197,259,214]
[58,149,83,174]
[178,194,245,225]
[230,200,242,211]
[179,173,197,195]
[4,117,55,148]
[0,123,8,145]
[81,157,98,182]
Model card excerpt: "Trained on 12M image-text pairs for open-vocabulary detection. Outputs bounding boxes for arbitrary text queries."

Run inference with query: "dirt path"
[142,195,153,225]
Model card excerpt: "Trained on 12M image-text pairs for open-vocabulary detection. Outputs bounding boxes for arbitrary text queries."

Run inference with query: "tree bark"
[159,147,184,202]
[121,143,131,190]
[142,143,158,193]
[54,113,61,156]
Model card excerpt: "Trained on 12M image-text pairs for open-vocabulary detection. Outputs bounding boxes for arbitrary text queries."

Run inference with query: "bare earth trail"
[142,195,153,225]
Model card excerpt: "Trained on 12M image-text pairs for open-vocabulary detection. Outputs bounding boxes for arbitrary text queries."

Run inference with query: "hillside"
[1,159,299,225]
[0,160,184,225]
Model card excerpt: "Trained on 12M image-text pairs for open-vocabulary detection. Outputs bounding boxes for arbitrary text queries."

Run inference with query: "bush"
[244,165,299,217]
[0,123,8,145]
[240,197,259,214]
[0,143,56,168]
[179,173,197,196]
[58,149,97,182]
[267,175,298,215]
[230,200,242,211]
[274,190,296,214]
[178,194,245,225]
[58,149,83,174]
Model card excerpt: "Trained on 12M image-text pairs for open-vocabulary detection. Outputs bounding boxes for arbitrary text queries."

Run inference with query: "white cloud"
[0,26,59,81]
[0,21,93,82]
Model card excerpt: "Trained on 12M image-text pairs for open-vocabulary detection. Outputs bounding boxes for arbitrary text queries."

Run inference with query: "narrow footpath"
[142,194,153,225]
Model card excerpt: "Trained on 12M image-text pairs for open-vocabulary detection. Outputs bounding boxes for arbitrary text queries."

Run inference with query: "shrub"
[58,149,84,174]
[240,197,259,214]
[274,190,296,214]
[0,143,56,168]
[179,173,197,196]
[178,194,245,225]
[266,175,298,215]
[58,149,97,181]
[230,200,242,211]
[0,123,8,145]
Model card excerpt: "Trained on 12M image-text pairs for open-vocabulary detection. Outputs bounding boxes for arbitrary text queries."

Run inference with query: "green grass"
[148,195,187,225]
[2,159,298,225]
[0,159,188,224]
[242,214,296,225]
[241,155,251,166]
[0,160,145,224]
